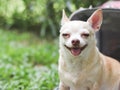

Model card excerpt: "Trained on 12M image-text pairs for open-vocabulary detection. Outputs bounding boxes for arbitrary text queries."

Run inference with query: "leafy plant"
[0,29,59,89]
[0,0,107,38]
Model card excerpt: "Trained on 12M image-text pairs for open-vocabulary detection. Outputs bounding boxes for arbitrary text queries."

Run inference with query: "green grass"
[0,29,59,90]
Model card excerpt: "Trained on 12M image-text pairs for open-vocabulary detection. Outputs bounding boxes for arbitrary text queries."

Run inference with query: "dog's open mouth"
[64,44,87,56]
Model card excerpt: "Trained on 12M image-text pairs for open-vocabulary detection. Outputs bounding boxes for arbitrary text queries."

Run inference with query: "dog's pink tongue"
[71,48,81,56]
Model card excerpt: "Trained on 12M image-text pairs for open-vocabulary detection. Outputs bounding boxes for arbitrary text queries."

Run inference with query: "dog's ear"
[87,9,103,31]
[61,9,69,25]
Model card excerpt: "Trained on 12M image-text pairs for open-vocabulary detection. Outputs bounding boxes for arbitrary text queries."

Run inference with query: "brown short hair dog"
[58,9,120,90]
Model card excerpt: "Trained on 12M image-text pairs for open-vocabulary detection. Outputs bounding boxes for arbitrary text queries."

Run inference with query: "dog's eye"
[62,33,70,38]
[81,33,90,38]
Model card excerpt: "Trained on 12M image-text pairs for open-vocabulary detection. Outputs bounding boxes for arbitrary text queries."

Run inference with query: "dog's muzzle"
[64,44,87,56]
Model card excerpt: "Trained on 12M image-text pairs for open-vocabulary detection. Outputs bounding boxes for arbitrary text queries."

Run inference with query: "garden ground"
[0,29,59,90]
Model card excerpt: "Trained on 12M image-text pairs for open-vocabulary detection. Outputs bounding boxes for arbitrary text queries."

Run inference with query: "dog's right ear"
[61,9,69,25]
[87,9,103,32]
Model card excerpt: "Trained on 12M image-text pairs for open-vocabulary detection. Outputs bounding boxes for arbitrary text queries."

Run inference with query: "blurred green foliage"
[0,28,59,89]
[0,0,107,38]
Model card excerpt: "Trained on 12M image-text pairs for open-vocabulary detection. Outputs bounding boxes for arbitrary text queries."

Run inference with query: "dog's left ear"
[87,9,103,31]
[61,9,69,25]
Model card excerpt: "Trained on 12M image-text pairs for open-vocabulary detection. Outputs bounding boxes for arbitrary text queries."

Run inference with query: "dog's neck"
[60,45,101,72]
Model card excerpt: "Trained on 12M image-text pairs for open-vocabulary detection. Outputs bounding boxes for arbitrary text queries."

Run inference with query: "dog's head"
[59,9,103,57]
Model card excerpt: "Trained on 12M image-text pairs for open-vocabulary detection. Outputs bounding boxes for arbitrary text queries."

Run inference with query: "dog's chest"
[60,67,93,89]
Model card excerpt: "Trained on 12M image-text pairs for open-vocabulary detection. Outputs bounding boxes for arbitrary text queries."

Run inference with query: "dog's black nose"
[72,39,80,46]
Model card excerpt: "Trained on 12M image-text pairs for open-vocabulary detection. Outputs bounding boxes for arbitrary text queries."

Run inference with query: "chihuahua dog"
[58,9,120,90]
